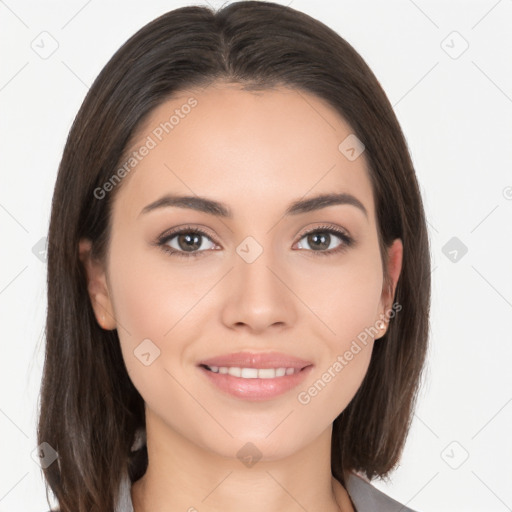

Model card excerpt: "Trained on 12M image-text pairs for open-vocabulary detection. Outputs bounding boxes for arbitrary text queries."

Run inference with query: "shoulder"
[344,471,419,512]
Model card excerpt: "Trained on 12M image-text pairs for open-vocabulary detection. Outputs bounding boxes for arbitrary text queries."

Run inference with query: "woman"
[38,2,430,511]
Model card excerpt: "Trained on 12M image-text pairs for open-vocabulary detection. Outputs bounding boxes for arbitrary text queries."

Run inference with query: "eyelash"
[155,224,354,259]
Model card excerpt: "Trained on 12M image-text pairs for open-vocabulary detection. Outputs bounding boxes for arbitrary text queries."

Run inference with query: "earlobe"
[78,238,117,330]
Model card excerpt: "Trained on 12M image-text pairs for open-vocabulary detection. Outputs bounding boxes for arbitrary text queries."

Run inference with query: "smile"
[198,364,313,401]
[203,365,301,378]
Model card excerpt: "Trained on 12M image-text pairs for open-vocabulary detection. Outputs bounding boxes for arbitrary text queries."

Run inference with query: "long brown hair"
[38,2,431,510]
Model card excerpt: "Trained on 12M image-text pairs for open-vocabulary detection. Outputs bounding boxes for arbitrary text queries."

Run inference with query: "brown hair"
[38,2,431,511]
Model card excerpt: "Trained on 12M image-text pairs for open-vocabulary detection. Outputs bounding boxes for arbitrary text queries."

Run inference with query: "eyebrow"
[139,192,368,219]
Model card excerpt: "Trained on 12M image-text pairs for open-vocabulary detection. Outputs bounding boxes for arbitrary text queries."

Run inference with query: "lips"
[197,352,315,401]
[197,351,313,370]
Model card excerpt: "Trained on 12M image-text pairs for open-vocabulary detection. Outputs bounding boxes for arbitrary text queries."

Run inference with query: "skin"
[79,83,402,512]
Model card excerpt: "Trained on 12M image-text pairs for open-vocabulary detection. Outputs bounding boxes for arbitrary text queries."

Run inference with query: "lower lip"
[198,365,314,401]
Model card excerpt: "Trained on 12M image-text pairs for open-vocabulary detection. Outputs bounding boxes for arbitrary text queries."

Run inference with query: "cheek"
[107,240,219,400]
[106,241,179,375]
[108,240,210,340]
[291,249,382,415]
[295,342,373,435]
[293,245,384,341]
[295,268,380,423]
[109,255,196,425]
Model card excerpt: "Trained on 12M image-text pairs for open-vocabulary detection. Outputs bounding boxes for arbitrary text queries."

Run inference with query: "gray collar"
[344,471,417,511]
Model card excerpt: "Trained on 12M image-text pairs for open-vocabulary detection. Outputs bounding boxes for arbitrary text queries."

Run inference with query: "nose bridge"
[221,235,297,331]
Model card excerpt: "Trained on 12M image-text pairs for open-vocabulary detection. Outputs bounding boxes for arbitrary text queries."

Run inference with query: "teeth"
[206,365,299,379]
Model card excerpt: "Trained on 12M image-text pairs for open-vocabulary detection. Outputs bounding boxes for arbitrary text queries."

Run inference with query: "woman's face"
[81,83,402,461]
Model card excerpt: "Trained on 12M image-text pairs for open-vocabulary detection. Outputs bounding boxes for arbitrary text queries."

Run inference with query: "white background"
[1,0,511,511]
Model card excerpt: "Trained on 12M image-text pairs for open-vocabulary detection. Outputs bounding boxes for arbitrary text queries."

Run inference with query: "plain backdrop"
[1,0,511,511]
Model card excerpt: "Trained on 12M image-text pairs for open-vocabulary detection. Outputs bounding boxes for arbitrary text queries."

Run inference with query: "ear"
[78,238,117,330]
[376,238,403,338]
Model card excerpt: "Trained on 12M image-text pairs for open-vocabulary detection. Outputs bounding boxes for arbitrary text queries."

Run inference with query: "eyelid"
[157,223,218,243]
[295,223,352,240]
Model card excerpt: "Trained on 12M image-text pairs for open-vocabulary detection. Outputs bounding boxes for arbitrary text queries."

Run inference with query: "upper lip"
[198,351,313,370]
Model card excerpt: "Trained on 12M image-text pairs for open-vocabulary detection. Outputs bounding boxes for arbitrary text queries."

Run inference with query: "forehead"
[112,83,375,223]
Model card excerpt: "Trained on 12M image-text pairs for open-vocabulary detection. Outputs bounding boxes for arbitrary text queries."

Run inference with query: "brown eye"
[295,226,354,256]
[157,227,218,258]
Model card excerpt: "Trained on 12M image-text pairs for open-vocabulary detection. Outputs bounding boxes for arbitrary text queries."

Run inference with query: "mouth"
[197,362,314,401]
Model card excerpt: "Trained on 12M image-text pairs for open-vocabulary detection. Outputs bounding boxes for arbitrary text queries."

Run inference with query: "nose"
[220,245,298,334]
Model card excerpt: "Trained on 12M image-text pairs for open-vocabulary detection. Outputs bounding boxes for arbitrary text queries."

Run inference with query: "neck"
[130,409,353,512]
